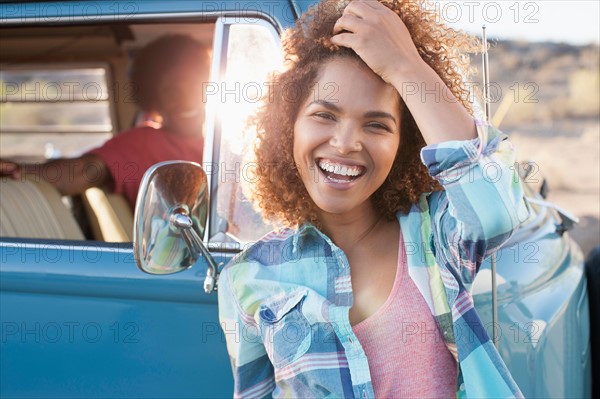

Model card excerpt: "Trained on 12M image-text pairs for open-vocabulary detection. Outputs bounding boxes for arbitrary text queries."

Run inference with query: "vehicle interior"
[1,19,277,244]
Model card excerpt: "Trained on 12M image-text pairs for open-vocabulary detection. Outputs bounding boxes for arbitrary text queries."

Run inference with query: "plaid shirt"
[218,122,529,398]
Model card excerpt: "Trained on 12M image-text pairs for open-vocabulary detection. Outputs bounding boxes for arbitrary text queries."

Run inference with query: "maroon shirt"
[88,126,203,210]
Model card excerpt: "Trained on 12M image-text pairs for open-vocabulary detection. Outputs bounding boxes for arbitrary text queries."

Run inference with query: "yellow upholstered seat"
[82,187,134,242]
[0,178,84,240]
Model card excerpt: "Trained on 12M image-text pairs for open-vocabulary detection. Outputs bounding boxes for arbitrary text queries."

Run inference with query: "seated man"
[1,34,210,211]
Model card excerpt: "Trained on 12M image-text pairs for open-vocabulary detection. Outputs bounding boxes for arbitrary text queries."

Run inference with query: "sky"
[434,1,599,45]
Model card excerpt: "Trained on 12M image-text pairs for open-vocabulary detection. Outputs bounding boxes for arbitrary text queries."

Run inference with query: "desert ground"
[481,40,599,256]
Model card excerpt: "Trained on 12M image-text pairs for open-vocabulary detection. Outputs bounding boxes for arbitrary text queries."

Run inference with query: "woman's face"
[293,57,401,218]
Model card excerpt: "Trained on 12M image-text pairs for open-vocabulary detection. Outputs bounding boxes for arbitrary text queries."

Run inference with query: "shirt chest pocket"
[258,289,312,368]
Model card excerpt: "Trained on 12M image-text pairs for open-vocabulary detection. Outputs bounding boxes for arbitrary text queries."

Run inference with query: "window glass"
[215,23,283,243]
[0,132,112,161]
[0,67,113,160]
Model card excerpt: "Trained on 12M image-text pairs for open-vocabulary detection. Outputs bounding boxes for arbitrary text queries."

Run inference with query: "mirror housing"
[133,161,220,293]
[520,160,548,199]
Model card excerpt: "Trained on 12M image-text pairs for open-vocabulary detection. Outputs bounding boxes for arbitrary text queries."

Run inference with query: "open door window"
[204,18,283,245]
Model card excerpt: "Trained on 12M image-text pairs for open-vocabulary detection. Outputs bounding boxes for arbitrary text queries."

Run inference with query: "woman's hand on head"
[332,0,477,144]
[331,0,424,85]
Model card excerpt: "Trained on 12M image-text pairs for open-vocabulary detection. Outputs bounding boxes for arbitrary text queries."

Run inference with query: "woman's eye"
[366,122,391,132]
[313,112,336,121]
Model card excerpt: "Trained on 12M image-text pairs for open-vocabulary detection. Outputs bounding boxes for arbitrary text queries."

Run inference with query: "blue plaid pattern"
[218,122,529,398]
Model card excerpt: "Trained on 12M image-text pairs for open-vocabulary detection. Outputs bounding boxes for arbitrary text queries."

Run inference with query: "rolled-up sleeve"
[420,120,530,287]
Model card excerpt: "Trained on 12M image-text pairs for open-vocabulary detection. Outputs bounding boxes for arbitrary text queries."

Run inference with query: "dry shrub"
[567,68,600,117]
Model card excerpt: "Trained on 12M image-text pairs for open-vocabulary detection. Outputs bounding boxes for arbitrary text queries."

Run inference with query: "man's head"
[130,35,211,136]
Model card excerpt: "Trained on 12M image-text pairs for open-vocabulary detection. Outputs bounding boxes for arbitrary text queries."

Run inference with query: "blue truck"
[0,1,595,398]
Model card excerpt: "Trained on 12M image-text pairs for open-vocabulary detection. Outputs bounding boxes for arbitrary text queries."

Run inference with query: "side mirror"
[133,161,220,293]
[519,160,548,199]
[519,160,579,236]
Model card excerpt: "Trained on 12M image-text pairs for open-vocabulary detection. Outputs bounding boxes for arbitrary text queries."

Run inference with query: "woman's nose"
[329,123,362,154]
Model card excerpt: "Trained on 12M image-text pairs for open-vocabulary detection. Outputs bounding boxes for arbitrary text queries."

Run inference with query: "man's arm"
[0,154,113,196]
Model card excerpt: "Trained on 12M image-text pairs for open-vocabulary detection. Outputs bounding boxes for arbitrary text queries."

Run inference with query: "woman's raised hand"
[333,0,477,143]
[331,0,424,85]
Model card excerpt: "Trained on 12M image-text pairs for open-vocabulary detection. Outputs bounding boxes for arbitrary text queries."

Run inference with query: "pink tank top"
[352,231,458,398]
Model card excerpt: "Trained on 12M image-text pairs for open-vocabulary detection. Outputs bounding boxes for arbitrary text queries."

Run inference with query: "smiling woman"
[292,57,401,218]
[246,0,483,227]
[218,0,529,398]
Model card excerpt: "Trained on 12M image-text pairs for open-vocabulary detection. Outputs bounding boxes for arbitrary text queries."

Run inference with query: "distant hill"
[472,40,599,132]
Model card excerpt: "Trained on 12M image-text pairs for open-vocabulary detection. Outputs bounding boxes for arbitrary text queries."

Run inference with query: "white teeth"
[318,160,362,177]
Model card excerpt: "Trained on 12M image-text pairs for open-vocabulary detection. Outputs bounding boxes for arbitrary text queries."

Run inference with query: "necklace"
[350,215,384,248]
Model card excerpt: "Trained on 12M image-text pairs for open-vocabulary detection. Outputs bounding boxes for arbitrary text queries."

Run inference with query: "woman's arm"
[331,0,477,144]
[331,0,529,286]
[421,123,530,287]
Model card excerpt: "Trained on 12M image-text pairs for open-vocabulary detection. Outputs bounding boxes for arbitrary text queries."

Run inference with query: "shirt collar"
[292,223,334,254]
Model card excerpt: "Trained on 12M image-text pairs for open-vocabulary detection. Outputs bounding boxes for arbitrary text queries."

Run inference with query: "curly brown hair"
[248,0,481,227]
